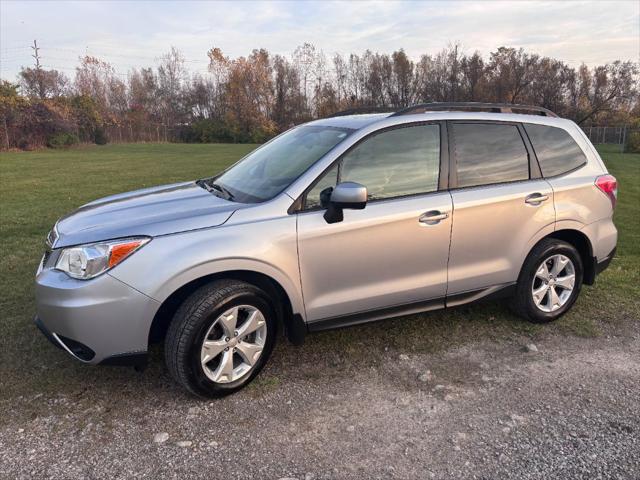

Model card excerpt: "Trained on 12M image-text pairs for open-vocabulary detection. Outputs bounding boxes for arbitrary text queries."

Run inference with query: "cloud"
[1,0,638,80]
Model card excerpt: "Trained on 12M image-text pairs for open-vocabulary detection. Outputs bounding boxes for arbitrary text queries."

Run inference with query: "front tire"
[165,280,277,397]
[512,239,583,323]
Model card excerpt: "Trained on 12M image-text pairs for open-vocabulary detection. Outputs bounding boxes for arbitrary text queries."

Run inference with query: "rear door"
[446,121,555,295]
[296,122,453,323]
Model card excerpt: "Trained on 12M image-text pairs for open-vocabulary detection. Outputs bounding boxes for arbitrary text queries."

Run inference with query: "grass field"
[0,143,638,399]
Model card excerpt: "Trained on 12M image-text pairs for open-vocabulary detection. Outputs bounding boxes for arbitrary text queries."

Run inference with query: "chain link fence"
[581,125,638,153]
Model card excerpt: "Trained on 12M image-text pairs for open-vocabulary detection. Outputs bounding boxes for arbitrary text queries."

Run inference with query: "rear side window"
[524,124,587,177]
[451,123,529,188]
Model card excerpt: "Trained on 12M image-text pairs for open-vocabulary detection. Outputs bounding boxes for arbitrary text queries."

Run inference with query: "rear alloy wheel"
[165,280,277,397]
[512,238,583,323]
[531,254,576,313]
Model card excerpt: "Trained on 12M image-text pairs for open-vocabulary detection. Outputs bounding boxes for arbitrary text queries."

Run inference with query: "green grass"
[0,142,638,400]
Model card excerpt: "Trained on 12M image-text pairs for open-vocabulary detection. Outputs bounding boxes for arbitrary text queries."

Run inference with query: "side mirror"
[323,182,367,224]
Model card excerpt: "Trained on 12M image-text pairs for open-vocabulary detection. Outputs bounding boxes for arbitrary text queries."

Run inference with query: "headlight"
[55,237,150,280]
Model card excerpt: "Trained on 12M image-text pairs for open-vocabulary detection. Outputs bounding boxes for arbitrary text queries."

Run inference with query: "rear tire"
[165,280,277,398]
[511,238,583,323]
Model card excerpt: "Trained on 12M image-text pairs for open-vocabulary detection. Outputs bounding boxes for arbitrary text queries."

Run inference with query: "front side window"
[524,124,587,177]
[305,124,440,207]
[305,164,339,209]
[214,126,352,203]
[452,123,529,188]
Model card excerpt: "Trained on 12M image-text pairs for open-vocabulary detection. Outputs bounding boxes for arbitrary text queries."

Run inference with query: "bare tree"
[487,47,539,104]
[157,47,188,138]
[19,67,69,99]
[3,42,639,150]
[460,52,485,101]
[575,61,639,124]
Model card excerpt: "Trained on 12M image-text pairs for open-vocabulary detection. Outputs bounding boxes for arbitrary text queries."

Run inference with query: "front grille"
[46,226,58,248]
[41,224,58,270]
[42,249,52,267]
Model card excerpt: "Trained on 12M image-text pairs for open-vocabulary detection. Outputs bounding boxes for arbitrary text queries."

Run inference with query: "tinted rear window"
[524,124,587,177]
[451,123,529,188]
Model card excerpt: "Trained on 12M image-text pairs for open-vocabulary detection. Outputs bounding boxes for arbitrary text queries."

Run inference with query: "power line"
[39,64,214,79]
[1,40,214,81]
[23,46,207,63]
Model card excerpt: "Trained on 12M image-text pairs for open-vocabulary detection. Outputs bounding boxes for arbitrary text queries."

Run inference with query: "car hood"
[53,181,239,247]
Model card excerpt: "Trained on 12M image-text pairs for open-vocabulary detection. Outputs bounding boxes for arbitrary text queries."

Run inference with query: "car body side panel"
[447,179,556,294]
[297,192,453,322]
[550,175,609,221]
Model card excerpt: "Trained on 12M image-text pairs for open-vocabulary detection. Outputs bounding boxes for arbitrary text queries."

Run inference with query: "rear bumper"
[580,218,617,285]
[34,268,160,364]
[595,246,616,276]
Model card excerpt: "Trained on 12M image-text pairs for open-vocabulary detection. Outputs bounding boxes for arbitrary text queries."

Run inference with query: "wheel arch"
[149,270,306,348]
[525,229,595,285]
[547,229,595,284]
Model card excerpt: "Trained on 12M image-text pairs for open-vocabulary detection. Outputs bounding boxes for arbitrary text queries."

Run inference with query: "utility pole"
[30,39,45,99]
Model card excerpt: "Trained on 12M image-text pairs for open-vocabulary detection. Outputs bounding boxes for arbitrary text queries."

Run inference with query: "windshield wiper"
[197,178,234,201]
[210,182,234,200]
[196,178,213,191]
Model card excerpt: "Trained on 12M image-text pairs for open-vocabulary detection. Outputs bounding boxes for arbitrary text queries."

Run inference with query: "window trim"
[290,120,448,213]
[521,122,588,179]
[447,120,541,191]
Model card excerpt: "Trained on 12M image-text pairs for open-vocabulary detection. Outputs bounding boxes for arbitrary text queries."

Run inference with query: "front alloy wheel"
[200,305,267,383]
[165,280,277,397]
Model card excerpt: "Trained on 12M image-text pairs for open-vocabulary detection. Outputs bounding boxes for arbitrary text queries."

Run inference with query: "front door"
[296,123,453,323]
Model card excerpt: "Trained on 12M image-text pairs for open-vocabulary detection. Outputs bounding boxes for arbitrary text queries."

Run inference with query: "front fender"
[109,215,305,318]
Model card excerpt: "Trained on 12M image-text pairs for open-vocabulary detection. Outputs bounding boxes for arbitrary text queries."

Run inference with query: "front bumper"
[34,267,160,364]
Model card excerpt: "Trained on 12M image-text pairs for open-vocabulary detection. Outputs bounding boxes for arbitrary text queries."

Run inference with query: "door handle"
[419,210,449,225]
[525,193,549,205]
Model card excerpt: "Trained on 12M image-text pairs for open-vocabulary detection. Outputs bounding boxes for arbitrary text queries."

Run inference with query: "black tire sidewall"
[186,290,276,397]
[519,241,583,323]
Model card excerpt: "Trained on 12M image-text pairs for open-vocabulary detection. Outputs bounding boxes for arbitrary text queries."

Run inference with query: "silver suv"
[34,103,618,397]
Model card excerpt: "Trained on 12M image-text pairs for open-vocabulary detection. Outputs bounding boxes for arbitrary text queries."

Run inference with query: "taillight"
[595,174,618,209]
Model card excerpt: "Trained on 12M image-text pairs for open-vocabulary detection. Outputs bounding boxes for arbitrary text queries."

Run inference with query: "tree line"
[1,43,638,150]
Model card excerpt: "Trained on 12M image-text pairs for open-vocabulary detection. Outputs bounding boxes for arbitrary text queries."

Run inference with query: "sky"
[1,0,639,81]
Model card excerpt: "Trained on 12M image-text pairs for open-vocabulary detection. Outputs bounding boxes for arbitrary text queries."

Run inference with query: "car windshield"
[212,125,353,203]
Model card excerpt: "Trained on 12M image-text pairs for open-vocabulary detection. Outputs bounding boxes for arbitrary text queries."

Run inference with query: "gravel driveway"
[1,315,639,480]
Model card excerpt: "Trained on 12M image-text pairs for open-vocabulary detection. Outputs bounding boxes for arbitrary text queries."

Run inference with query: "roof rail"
[390,102,558,118]
[327,106,396,118]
